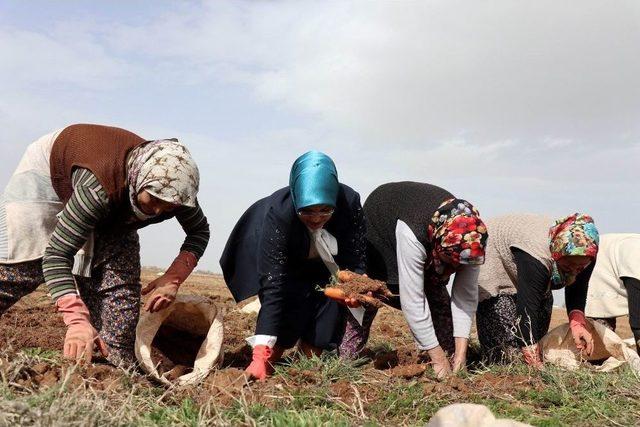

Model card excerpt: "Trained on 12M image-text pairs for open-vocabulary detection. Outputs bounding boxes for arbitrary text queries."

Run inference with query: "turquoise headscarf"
[289,151,339,211]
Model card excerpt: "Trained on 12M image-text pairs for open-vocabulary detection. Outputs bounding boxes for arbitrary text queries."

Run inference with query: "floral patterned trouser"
[0,230,141,367]
[476,293,553,362]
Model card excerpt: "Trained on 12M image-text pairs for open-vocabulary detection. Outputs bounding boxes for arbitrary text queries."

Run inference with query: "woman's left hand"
[142,277,179,312]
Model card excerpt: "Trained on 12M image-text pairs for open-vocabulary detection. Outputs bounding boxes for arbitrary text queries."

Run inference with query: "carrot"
[324,287,348,301]
[358,294,382,308]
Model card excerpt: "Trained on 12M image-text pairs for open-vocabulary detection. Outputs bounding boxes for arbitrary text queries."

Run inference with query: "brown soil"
[9,360,145,392]
[0,301,64,352]
[196,367,250,405]
[220,309,256,368]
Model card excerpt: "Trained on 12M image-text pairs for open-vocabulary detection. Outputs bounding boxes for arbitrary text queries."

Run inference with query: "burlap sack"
[135,294,224,386]
[427,403,532,427]
[539,319,640,374]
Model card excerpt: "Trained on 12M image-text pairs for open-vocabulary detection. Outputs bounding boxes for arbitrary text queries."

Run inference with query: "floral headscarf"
[426,198,488,284]
[127,139,200,220]
[549,213,599,288]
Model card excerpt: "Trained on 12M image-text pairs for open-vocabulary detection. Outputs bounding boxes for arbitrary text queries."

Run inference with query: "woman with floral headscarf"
[220,151,366,381]
[466,213,599,367]
[342,182,488,379]
[0,124,209,366]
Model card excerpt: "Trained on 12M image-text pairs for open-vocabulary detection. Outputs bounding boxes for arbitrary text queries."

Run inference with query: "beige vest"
[477,214,554,302]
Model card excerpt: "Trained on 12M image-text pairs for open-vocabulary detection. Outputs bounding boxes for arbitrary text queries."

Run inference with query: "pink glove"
[521,344,543,368]
[245,345,274,381]
[569,310,594,356]
[56,295,108,363]
[142,251,197,312]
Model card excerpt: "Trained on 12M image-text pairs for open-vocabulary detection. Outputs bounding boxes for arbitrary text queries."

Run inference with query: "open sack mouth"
[135,295,224,386]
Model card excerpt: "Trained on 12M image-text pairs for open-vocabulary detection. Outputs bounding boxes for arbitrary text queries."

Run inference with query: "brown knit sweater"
[49,124,146,204]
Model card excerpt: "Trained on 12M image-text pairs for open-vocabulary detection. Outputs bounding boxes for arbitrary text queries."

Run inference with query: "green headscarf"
[289,151,339,211]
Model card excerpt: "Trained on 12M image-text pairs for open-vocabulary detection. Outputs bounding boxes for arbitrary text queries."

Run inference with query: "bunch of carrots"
[324,270,393,308]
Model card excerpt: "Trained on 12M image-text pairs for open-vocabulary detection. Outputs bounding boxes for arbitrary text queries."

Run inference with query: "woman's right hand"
[427,345,452,379]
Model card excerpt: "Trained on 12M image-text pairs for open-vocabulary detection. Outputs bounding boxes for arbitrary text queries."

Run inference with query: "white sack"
[240,297,261,314]
[135,294,224,386]
[427,403,532,427]
[539,319,640,374]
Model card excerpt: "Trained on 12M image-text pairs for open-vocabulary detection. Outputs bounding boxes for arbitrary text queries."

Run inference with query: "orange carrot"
[324,287,348,301]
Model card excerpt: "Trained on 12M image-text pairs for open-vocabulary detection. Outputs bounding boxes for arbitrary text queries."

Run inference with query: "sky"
[1,0,639,299]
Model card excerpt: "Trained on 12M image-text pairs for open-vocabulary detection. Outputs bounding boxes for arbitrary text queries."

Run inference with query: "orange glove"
[521,344,543,368]
[569,310,594,356]
[245,345,274,381]
[56,294,108,363]
[142,251,197,312]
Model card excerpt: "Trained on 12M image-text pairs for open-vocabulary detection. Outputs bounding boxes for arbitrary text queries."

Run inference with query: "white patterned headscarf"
[127,139,200,220]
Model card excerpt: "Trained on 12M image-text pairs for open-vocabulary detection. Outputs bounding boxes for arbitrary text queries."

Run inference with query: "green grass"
[1,348,639,426]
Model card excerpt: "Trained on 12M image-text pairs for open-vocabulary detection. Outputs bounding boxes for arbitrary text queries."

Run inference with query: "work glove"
[56,294,108,363]
[142,250,197,312]
[521,344,543,368]
[245,345,274,381]
[569,310,594,356]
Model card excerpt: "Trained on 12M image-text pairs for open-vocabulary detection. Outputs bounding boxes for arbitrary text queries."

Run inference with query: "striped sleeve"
[175,201,210,260]
[42,168,110,301]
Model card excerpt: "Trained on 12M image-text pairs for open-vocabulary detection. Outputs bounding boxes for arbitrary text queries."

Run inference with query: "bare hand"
[427,345,452,379]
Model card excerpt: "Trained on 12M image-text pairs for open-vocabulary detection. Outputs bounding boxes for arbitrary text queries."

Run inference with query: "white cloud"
[100,1,640,148]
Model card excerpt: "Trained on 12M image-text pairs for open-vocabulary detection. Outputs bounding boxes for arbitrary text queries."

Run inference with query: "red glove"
[521,344,543,368]
[245,345,274,381]
[142,251,197,312]
[56,295,109,363]
[569,310,594,356]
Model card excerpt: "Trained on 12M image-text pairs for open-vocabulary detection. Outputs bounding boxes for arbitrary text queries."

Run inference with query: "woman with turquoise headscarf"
[220,151,366,380]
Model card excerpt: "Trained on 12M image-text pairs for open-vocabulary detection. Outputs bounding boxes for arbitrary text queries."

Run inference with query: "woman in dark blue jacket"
[220,151,366,380]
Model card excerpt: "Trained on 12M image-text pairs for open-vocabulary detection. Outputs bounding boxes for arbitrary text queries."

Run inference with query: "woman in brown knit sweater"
[0,124,210,366]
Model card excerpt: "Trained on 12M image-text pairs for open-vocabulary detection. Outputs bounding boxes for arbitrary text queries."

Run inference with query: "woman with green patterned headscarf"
[220,151,366,381]
[459,213,599,367]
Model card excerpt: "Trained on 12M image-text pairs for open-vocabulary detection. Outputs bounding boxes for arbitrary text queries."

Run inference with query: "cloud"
[100,1,640,148]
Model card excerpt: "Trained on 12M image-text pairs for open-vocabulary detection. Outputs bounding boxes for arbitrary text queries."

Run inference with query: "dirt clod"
[389,363,426,379]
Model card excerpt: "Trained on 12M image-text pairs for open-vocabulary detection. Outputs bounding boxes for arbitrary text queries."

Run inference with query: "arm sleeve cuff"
[246,335,277,348]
